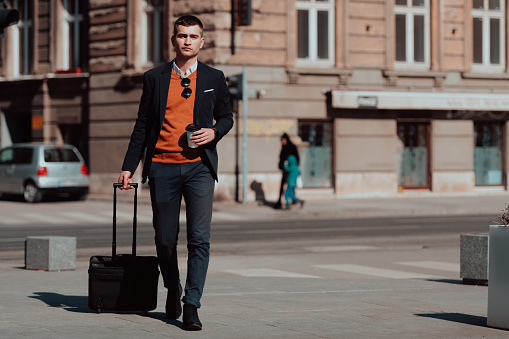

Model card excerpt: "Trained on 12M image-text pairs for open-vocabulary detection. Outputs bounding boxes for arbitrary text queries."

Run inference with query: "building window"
[2,0,33,77]
[474,122,504,186]
[62,0,83,70]
[472,0,505,71]
[394,0,430,69]
[141,0,165,65]
[296,0,334,66]
[298,121,333,188]
[397,122,430,188]
[12,0,32,76]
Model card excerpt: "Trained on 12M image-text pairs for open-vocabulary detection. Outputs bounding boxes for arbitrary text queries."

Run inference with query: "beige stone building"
[1,0,509,201]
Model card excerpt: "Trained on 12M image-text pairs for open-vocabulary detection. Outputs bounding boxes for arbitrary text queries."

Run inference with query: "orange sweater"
[152,70,202,163]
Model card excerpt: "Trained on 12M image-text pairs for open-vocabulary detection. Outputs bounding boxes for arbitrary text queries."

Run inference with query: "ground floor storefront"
[2,69,509,202]
[252,115,509,202]
[325,89,509,199]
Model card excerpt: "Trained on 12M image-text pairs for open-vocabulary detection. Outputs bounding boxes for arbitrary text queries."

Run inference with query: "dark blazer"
[121,61,234,182]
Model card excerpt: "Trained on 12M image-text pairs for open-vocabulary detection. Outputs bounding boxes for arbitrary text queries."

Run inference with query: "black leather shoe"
[165,285,182,320]
[182,304,202,331]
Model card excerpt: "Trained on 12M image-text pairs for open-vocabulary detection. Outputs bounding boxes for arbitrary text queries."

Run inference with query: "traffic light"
[0,8,19,36]
[226,74,243,99]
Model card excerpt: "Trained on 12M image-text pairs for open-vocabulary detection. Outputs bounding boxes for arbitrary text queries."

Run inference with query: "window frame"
[393,0,431,70]
[140,0,165,66]
[12,0,33,76]
[61,0,83,70]
[295,0,335,68]
[51,0,86,73]
[127,0,169,72]
[1,0,35,78]
[471,0,506,72]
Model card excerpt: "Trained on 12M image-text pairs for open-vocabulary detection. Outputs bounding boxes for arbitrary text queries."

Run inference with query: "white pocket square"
[204,89,214,92]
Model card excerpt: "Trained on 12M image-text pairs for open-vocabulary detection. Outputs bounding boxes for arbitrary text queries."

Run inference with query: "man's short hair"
[173,15,203,36]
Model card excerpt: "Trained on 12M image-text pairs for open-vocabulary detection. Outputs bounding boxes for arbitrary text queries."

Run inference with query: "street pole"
[242,67,248,204]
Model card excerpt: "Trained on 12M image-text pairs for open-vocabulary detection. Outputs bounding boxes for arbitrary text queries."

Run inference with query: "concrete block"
[460,233,488,285]
[25,236,76,271]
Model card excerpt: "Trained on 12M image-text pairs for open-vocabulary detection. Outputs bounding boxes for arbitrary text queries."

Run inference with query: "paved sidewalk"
[209,192,509,222]
[3,193,509,338]
[89,190,509,223]
[2,244,507,338]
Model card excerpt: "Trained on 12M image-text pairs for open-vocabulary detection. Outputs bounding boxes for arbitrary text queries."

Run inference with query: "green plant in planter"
[498,204,509,226]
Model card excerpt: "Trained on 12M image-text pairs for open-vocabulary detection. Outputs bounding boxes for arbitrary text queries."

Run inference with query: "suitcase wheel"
[96,298,103,314]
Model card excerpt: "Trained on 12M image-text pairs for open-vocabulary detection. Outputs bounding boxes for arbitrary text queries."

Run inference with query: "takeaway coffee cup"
[186,124,200,149]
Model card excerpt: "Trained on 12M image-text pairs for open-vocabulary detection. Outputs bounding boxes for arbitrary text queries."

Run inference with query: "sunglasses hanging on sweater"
[181,78,192,98]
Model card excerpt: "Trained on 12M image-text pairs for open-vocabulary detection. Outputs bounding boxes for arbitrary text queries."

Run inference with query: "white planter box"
[487,225,509,329]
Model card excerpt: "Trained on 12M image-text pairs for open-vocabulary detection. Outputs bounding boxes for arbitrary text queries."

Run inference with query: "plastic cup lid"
[186,124,200,131]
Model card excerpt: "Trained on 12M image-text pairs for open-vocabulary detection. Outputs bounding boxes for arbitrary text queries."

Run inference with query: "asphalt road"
[1,213,493,254]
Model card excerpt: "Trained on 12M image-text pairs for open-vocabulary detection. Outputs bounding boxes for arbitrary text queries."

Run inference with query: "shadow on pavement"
[29,292,90,313]
[249,180,285,210]
[29,292,184,329]
[426,278,465,285]
[261,200,279,209]
[415,312,487,327]
[146,312,183,329]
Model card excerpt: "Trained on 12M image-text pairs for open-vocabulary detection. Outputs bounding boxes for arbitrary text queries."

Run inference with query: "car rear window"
[44,149,80,162]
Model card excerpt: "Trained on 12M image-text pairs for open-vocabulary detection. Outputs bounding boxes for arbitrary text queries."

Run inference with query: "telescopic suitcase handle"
[112,183,138,261]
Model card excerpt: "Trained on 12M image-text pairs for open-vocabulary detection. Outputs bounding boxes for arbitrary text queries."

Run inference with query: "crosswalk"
[0,208,245,226]
[221,261,459,280]
[315,264,443,279]
[222,268,322,279]
[0,209,158,226]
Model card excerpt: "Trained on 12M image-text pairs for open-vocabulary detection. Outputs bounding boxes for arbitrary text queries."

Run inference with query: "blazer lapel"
[158,62,173,129]
[194,62,207,123]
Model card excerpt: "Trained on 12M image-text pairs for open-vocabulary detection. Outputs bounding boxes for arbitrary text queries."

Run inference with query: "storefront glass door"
[298,121,333,188]
[474,122,504,186]
[397,122,430,188]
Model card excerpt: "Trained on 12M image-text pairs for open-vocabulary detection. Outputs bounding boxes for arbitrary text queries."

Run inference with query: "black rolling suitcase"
[88,183,160,313]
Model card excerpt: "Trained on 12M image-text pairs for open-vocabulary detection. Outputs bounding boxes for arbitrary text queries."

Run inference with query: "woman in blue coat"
[283,154,304,209]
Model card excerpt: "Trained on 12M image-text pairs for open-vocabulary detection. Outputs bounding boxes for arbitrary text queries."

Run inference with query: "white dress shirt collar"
[172,60,198,78]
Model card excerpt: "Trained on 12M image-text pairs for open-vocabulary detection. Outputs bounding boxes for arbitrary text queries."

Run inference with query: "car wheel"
[23,182,42,203]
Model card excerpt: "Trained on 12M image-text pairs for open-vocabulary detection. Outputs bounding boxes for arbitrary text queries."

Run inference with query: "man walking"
[118,15,233,331]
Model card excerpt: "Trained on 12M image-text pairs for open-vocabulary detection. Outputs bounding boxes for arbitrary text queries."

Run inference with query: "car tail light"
[81,164,89,176]
[37,166,48,176]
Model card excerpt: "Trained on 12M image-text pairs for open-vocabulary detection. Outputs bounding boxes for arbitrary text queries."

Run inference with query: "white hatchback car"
[0,143,89,202]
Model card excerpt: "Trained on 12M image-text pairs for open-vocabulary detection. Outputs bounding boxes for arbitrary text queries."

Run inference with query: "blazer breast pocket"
[201,89,216,112]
